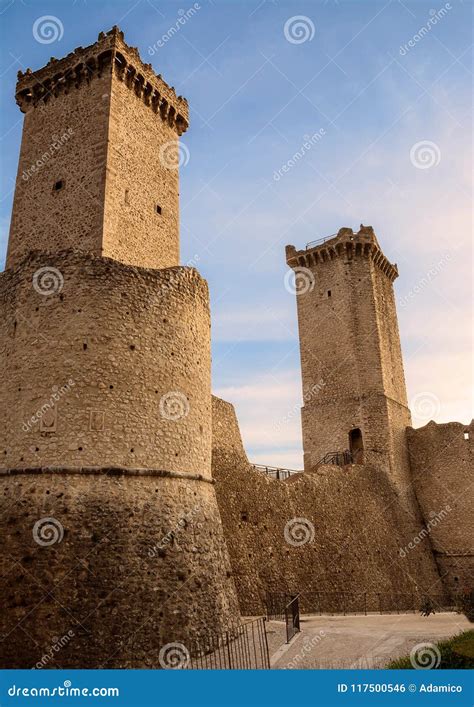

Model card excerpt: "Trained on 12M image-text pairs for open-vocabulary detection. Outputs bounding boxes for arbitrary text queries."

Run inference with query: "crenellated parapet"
[286,225,398,282]
[15,26,189,135]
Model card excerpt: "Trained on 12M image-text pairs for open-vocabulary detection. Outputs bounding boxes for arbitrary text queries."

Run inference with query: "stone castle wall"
[0,251,210,474]
[0,470,238,668]
[407,421,474,597]
[0,253,240,667]
[212,397,443,615]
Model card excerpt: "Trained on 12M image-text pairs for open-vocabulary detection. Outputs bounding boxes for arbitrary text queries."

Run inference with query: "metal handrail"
[316,450,352,467]
[251,464,301,481]
[306,233,337,249]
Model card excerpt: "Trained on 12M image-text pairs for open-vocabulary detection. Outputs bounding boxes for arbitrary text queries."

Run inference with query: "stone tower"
[0,28,239,668]
[7,26,187,270]
[286,226,412,484]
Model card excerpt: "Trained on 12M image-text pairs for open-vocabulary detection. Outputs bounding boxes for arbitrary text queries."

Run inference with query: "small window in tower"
[327,290,332,298]
[125,189,130,204]
[156,204,162,215]
[464,431,470,440]
[53,179,64,191]
[240,511,249,522]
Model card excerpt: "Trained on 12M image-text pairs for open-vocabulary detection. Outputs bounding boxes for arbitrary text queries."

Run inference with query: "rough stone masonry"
[0,26,471,668]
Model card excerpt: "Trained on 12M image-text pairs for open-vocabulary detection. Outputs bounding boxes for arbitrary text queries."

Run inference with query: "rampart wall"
[212,397,443,615]
[407,420,474,597]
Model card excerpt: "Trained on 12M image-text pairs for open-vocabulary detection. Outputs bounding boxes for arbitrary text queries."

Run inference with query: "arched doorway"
[349,428,364,464]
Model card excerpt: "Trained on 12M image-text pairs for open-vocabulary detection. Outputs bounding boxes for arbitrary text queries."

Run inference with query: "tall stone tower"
[286,226,412,485]
[8,26,187,269]
[0,28,239,668]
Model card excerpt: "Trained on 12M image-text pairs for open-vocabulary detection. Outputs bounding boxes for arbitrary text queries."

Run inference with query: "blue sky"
[0,0,472,468]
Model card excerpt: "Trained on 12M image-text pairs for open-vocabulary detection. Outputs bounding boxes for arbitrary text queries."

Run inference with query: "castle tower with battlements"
[8,26,188,270]
[0,28,239,668]
[286,226,412,485]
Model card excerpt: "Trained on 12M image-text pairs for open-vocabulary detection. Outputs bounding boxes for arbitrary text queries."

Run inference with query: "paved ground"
[269,613,471,669]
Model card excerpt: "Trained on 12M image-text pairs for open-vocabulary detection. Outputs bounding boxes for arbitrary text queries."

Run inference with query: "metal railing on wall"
[316,450,353,467]
[251,464,301,481]
[184,617,270,670]
[268,592,457,617]
[306,234,338,249]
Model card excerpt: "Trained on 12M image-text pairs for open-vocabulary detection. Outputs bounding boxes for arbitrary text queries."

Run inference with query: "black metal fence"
[285,595,301,643]
[251,464,301,481]
[266,594,301,643]
[293,591,456,616]
[316,450,353,467]
[185,617,270,669]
